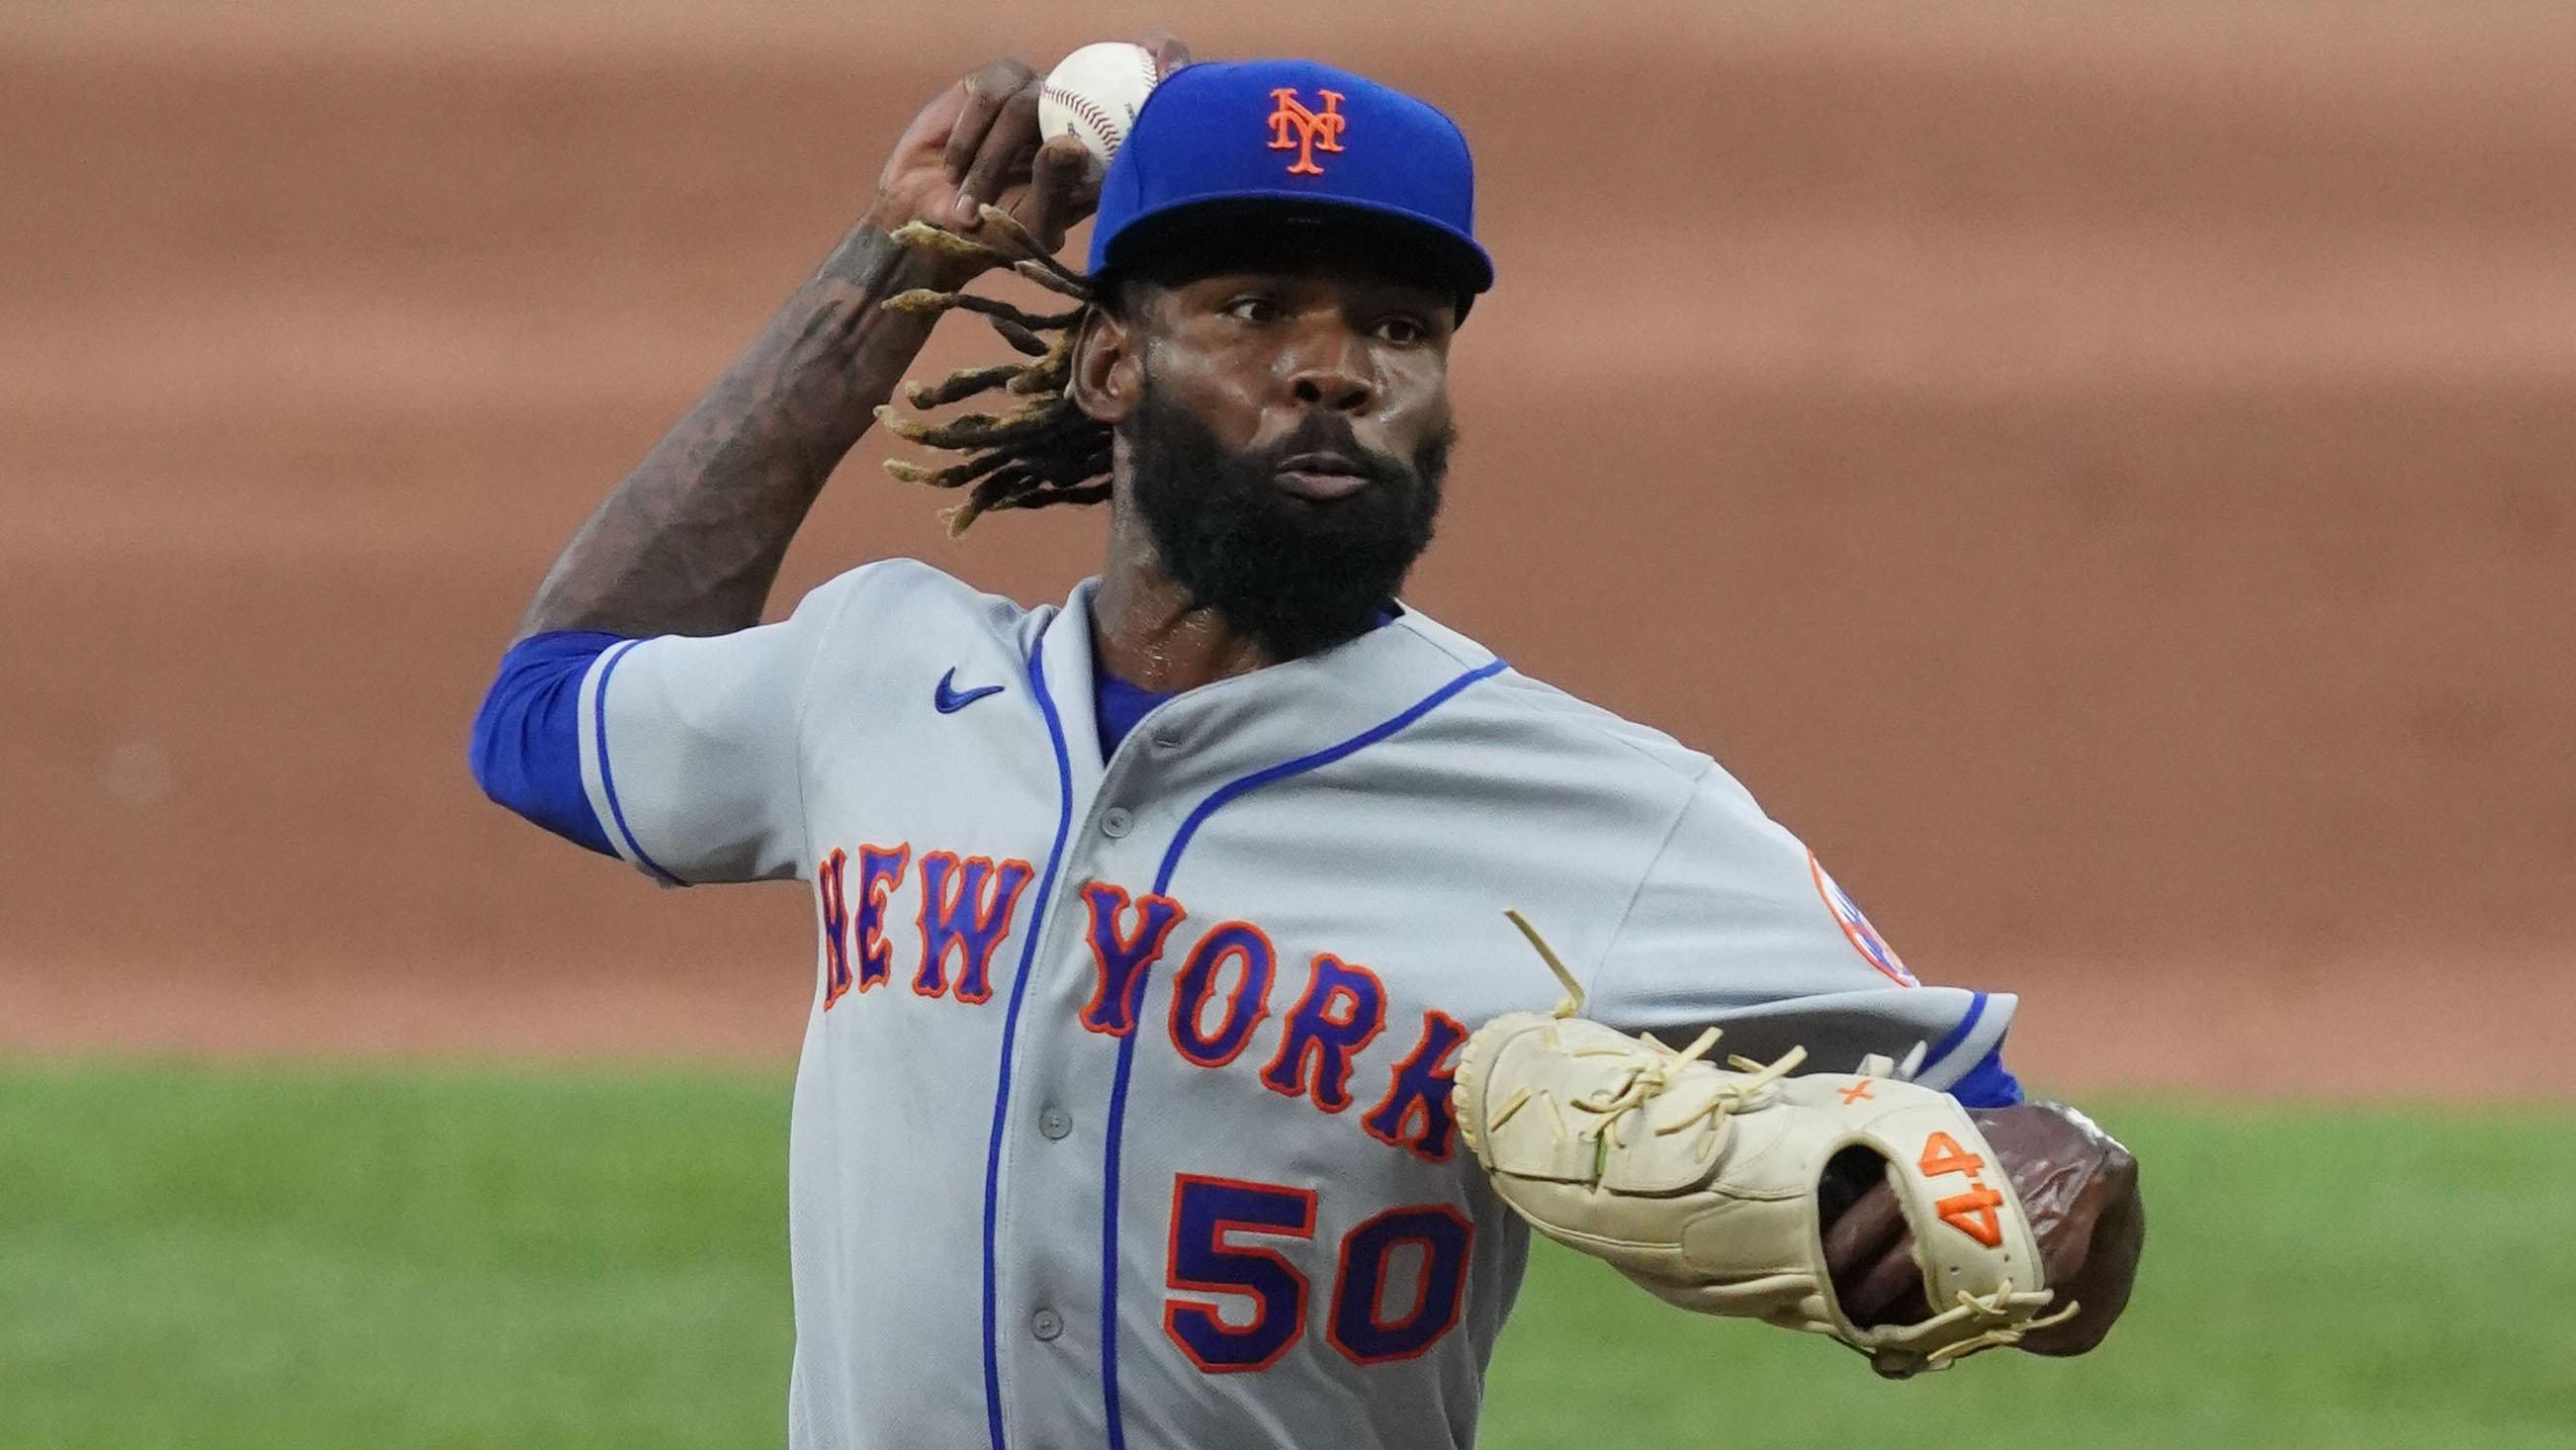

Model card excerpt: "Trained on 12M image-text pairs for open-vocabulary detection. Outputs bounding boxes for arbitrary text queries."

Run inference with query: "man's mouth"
[1273,451,1372,501]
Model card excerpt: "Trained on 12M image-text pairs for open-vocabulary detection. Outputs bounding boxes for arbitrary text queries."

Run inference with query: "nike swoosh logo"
[933,668,1006,714]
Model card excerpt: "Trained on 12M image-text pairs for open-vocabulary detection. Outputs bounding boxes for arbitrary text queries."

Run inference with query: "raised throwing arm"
[473,45,1190,857]
[515,53,1139,641]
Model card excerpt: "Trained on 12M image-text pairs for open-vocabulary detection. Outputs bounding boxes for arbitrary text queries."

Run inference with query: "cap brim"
[1099,194,1495,303]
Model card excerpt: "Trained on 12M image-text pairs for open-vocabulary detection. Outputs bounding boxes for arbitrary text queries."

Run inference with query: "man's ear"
[1070,305,1143,425]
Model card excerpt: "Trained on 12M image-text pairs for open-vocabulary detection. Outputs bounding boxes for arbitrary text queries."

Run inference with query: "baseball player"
[473,43,2142,1449]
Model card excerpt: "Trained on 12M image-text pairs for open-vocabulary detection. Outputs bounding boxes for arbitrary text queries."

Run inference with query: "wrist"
[852,201,989,293]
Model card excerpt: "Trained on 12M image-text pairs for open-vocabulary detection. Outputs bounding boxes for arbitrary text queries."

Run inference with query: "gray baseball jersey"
[572,559,2016,1449]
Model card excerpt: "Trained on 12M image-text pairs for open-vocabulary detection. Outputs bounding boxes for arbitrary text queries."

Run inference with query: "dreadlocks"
[875,206,1115,537]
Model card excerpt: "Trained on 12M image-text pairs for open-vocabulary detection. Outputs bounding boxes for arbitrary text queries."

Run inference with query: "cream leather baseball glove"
[1453,912,2077,1376]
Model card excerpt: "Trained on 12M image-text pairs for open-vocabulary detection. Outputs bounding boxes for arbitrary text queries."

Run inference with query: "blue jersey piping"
[590,639,682,886]
[980,635,1080,1450]
[1917,989,1989,1084]
[1099,655,1508,1450]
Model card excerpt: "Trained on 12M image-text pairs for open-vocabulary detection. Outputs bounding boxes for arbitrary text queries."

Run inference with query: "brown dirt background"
[4,2,2570,1095]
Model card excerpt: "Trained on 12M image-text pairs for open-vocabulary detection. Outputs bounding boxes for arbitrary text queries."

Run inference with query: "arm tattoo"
[515,224,956,640]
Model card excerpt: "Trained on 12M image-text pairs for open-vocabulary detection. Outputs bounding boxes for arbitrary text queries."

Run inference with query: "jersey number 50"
[1165,1173,1474,1372]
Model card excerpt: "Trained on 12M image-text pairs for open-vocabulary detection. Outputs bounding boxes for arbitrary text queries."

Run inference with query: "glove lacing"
[1914,1280,2083,1367]
[1498,910,1808,1165]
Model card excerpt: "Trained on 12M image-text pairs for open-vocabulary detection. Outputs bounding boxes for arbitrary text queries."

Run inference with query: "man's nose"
[1283,326,1377,413]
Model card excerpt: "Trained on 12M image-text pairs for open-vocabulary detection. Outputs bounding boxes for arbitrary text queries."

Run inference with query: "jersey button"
[1031,1307,1064,1341]
[1100,807,1134,839]
[1038,1106,1072,1140]
[1150,731,1184,756]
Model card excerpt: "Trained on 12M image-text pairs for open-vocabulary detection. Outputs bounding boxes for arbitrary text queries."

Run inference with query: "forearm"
[515,217,957,641]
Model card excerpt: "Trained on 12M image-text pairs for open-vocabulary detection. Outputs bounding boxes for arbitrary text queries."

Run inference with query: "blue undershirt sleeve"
[468,630,631,857]
[1945,1046,2026,1109]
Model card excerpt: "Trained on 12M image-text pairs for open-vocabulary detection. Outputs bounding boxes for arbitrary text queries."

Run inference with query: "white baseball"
[1037,42,1167,165]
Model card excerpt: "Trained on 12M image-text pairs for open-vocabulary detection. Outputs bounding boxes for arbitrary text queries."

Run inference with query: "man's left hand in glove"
[1826,1099,2144,1374]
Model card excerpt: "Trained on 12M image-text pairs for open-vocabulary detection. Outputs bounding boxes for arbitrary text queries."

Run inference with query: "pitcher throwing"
[472,40,2143,1449]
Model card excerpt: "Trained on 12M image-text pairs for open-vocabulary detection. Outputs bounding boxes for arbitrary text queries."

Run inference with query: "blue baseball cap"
[1089,58,1495,305]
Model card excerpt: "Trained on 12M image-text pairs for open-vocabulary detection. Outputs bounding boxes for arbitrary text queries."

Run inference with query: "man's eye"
[1222,297,1281,323]
[1374,316,1428,344]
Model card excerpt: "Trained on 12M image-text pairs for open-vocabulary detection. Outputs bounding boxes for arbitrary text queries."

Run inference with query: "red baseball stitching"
[1044,86,1123,154]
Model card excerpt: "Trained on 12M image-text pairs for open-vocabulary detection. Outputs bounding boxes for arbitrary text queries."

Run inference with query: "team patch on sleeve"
[1807,851,1918,986]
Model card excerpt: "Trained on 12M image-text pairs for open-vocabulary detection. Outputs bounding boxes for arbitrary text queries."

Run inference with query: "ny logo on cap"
[1266,87,1347,175]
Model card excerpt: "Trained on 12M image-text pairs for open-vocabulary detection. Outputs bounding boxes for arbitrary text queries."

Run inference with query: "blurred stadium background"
[4,2,2571,1444]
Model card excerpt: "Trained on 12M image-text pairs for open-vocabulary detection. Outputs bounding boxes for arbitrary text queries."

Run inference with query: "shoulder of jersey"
[1386,609,1716,787]
[798,558,1036,668]
[805,557,1028,631]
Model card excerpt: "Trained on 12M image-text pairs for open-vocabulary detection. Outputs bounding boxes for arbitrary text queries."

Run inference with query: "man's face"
[1110,261,1460,660]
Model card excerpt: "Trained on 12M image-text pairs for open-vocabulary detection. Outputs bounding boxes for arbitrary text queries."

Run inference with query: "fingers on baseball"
[942,59,1037,191]
[1136,30,1193,74]
[1022,136,1098,248]
[954,81,1043,227]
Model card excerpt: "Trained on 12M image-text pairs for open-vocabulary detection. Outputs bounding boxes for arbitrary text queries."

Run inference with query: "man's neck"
[1091,520,1275,692]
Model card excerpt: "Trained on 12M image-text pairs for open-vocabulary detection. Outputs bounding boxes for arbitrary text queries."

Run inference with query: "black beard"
[1121,390,1451,661]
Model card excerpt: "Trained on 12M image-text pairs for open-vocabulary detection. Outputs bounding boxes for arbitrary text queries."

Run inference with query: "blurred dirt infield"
[4,4,2571,1094]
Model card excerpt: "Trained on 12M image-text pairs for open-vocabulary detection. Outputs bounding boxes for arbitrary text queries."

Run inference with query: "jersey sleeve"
[574,570,866,887]
[1585,767,2019,1098]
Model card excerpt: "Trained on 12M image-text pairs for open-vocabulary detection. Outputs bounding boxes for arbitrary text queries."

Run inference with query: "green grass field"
[3,1061,2569,1449]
